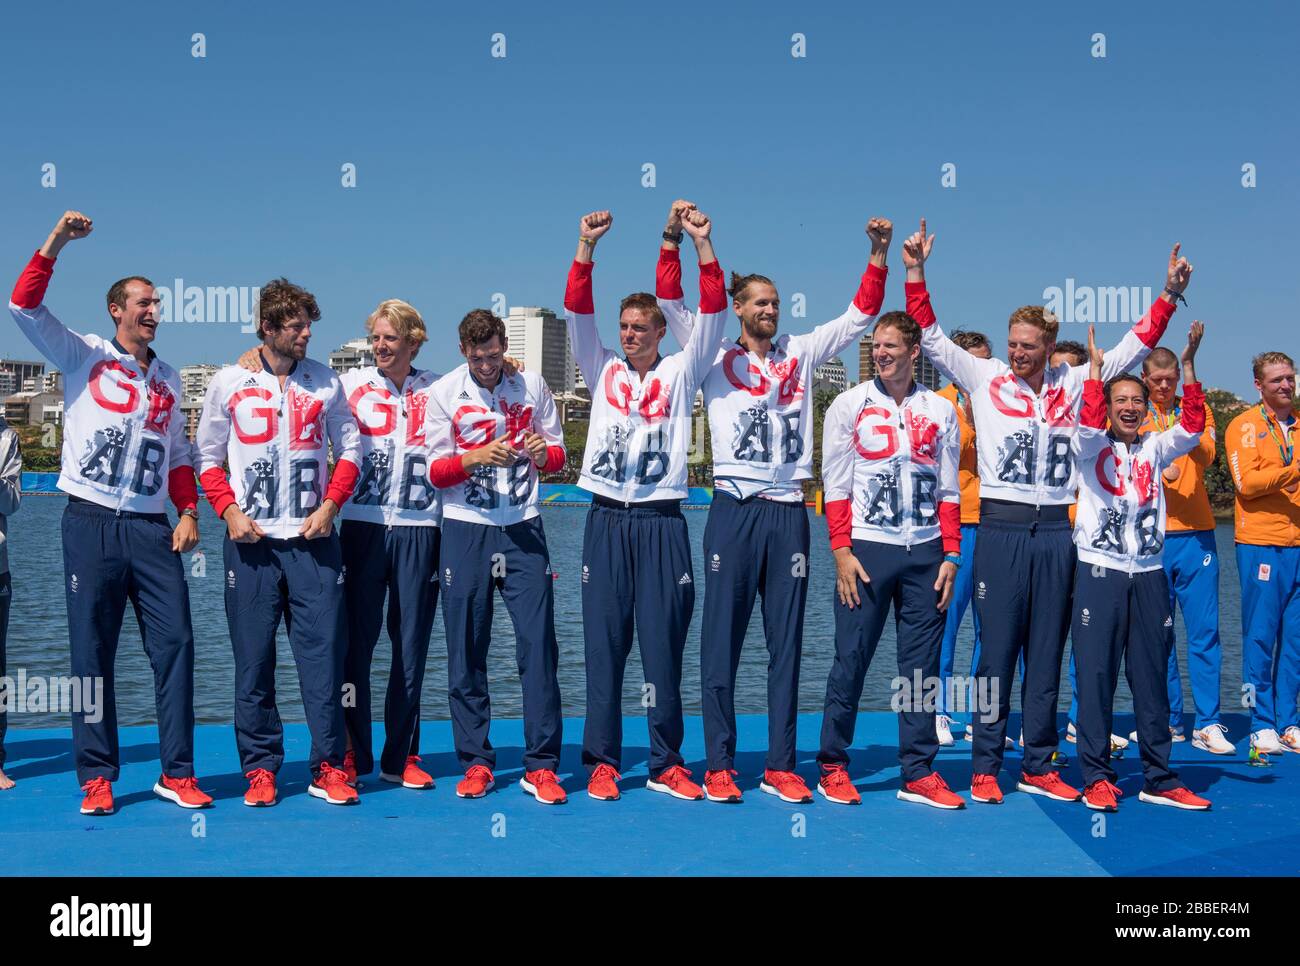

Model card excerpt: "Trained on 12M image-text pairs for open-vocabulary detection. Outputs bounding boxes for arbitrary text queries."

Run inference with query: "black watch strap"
[662,229,684,244]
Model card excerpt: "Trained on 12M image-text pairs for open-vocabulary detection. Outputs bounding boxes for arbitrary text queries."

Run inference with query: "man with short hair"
[657,201,890,804]
[564,207,727,803]
[426,309,567,804]
[1225,351,1300,755]
[8,211,208,815]
[1051,342,1088,368]
[1141,346,1232,753]
[197,277,362,807]
[908,219,1188,803]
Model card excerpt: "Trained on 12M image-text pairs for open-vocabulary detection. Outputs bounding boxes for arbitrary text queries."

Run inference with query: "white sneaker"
[1281,725,1300,753]
[961,723,1013,749]
[1066,722,1078,744]
[1110,732,1130,751]
[1252,729,1284,754]
[1126,727,1179,746]
[936,715,955,747]
[1170,727,1187,743]
[1192,723,1236,755]
[1128,730,1139,742]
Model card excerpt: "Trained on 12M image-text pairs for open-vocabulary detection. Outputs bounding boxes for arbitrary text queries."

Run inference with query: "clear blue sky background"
[2,0,1295,397]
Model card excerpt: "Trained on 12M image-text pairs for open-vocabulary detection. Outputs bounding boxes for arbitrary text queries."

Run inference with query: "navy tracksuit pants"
[340,520,440,777]
[1071,563,1181,792]
[224,533,347,779]
[581,498,694,779]
[971,500,1074,777]
[63,499,196,785]
[0,572,10,770]
[819,537,946,782]
[439,516,562,773]
[701,492,809,773]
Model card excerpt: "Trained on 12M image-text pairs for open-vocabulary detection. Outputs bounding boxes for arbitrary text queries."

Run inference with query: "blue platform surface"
[2,711,1296,877]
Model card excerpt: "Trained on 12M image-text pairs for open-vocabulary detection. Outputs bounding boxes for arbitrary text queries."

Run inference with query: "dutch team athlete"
[426,309,568,804]
[1071,322,1212,811]
[657,201,891,804]
[8,211,209,815]
[817,311,965,808]
[935,330,990,747]
[1139,348,1234,754]
[1226,351,1300,755]
[907,219,1189,803]
[197,278,362,807]
[565,207,727,803]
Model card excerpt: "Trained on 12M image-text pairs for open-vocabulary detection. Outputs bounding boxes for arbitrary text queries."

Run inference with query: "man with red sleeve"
[197,277,362,807]
[7,211,209,815]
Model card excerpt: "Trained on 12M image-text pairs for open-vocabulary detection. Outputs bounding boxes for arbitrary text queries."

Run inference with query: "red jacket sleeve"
[199,466,237,519]
[543,445,566,474]
[656,248,683,301]
[905,280,935,328]
[11,251,56,309]
[1081,379,1107,429]
[698,259,727,314]
[565,260,594,314]
[168,466,198,513]
[1132,296,1176,349]
[430,455,470,489]
[939,502,961,555]
[825,498,853,551]
[325,459,359,507]
[853,263,888,316]
[1180,382,1206,433]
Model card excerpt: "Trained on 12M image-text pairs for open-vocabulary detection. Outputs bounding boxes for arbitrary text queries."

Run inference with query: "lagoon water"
[3,497,1246,729]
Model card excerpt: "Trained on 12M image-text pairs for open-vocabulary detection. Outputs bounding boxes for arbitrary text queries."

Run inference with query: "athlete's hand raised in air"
[833,546,871,609]
[1164,243,1193,298]
[1087,324,1104,381]
[866,217,893,251]
[223,505,267,544]
[666,199,695,234]
[41,210,94,259]
[681,208,711,240]
[580,211,613,242]
[934,560,957,612]
[901,217,935,273]
[1182,320,1204,368]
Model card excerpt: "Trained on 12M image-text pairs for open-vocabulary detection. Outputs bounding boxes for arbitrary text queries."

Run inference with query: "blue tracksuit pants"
[1164,530,1223,731]
[1235,543,1300,734]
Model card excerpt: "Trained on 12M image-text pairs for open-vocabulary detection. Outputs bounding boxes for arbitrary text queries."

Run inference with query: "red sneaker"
[380,755,434,790]
[587,764,622,801]
[970,773,1004,805]
[1017,770,1081,802]
[703,769,743,803]
[79,777,114,815]
[1138,786,1211,811]
[153,774,213,809]
[343,749,359,787]
[520,769,567,805]
[646,764,704,801]
[760,769,813,803]
[456,765,495,799]
[898,772,965,809]
[309,763,360,805]
[817,764,861,805]
[243,768,277,807]
[1084,779,1122,812]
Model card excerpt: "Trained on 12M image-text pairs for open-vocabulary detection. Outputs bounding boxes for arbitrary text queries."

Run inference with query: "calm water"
[3,497,1245,728]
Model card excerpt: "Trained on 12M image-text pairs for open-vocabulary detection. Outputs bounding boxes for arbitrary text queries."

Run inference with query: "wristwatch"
[662,229,684,244]
[943,553,961,566]
[180,507,199,520]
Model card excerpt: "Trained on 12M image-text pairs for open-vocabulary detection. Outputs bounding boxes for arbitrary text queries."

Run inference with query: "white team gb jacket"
[340,366,442,527]
[197,357,362,539]
[425,364,565,527]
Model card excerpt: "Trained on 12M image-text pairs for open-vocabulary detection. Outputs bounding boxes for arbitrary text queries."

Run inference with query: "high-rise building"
[812,357,848,394]
[42,370,63,394]
[504,306,575,394]
[857,334,940,390]
[0,359,45,398]
[329,338,374,374]
[180,364,220,403]
[181,399,204,443]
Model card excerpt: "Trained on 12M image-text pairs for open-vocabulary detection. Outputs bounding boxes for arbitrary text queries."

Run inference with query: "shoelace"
[319,763,349,786]
[769,770,807,790]
[171,776,200,791]
[592,764,621,784]
[406,755,423,766]
[707,771,737,790]
[659,765,692,786]
[915,773,946,792]
[247,769,274,789]
[82,777,111,796]
[821,767,852,788]
[465,765,493,783]
[531,769,559,787]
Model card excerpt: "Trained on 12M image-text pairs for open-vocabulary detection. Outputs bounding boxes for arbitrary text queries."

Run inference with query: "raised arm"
[564,211,616,387]
[798,217,892,369]
[678,208,728,389]
[8,211,97,373]
[1095,244,1191,379]
[903,218,1000,392]
[656,199,699,348]
[1153,321,1207,466]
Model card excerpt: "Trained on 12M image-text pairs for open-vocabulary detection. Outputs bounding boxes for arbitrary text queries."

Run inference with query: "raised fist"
[682,208,711,239]
[580,211,613,241]
[667,199,696,231]
[53,210,93,241]
[866,217,893,249]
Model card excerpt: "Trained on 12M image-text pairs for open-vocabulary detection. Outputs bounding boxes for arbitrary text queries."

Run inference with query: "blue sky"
[2,0,1295,397]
